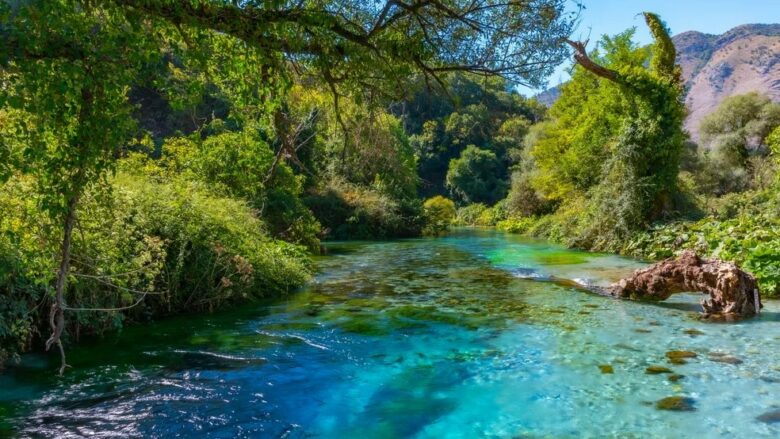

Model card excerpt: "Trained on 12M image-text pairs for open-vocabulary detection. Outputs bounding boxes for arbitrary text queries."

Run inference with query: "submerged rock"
[666,350,698,365]
[599,364,614,374]
[757,409,780,424]
[668,374,685,382]
[607,251,762,318]
[656,396,696,411]
[646,366,674,374]
[683,328,705,336]
[709,354,743,365]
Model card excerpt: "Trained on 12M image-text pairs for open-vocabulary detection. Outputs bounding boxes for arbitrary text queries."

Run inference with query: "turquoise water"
[2,228,780,438]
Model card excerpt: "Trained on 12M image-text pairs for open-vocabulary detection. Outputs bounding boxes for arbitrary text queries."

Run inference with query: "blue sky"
[520,0,780,95]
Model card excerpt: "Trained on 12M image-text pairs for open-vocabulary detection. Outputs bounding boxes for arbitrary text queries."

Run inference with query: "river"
[2,228,779,438]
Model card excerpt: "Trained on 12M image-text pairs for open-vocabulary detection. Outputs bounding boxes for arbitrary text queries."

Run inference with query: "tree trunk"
[607,250,762,319]
[45,190,80,375]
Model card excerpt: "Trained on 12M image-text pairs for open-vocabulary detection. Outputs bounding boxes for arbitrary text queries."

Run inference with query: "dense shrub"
[304,179,424,240]
[455,203,488,225]
[0,171,311,366]
[151,129,322,251]
[496,217,537,234]
[422,196,456,236]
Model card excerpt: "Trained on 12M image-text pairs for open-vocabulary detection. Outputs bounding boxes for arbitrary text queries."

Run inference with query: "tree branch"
[565,39,619,82]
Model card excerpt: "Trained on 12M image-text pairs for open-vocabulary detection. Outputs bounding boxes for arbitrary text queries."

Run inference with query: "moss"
[598,364,614,374]
[655,396,696,411]
[666,350,697,364]
[534,251,588,266]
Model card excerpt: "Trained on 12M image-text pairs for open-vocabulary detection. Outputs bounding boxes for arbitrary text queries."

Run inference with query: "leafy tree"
[406,73,545,196]
[446,145,508,204]
[700,92,780,153]
[519,13,686,249]
[422,196,456,236]
[695,93,780,194]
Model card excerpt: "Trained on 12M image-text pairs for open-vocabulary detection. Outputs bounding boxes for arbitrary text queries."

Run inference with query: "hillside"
[675,24,780,140]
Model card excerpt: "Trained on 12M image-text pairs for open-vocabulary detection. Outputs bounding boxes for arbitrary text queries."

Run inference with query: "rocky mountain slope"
[675,24,780,140]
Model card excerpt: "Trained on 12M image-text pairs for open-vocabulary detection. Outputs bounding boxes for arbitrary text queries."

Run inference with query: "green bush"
[152,130,322,251]
[624,189,780,296]
[496,216,537,234]
[455,203,488,226]
[422,196,456,236]
[446,145,508,204]
[0,171,311,366]
[304,179,424,240]
[475,200,510,226]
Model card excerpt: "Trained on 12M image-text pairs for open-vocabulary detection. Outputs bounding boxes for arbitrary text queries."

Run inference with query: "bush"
[624,189,780,296]
[0,171,311,366]
[422,196,456,236]
[496,216,537,234]
[304,179,424,240]
[455,203,488,225]
[475,200,510,226]
[152,130,322,251]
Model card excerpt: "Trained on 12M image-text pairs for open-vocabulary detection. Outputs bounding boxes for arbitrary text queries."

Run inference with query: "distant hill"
[674,24,780,140]
[533,85,561,107]
[535,23,780,142]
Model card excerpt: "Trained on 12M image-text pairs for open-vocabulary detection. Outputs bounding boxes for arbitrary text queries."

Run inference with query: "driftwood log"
[607,251,762,318]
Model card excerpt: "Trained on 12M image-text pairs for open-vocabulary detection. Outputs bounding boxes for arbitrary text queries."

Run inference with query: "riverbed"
[2,229,779,437]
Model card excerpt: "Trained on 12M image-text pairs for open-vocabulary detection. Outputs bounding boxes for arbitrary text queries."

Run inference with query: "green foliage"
[422,196,456,236]
[446,145,508,204]
[496,217,537,234]
[151,128,321,250]
[694,93,780,195]
[454,203,488,226]
[304,179,423,240]
[625,193,780,296]
[0,170,311,363]
[516,15,686,250]
[406,73,544,197]
[474,200,510,226]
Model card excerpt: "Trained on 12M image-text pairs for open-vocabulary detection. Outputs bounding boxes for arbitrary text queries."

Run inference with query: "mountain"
[674,24,780,140]
[534,85,561,107]
[535,24,780,142]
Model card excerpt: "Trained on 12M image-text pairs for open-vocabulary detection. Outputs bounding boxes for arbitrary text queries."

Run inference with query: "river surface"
[2,229,780,438]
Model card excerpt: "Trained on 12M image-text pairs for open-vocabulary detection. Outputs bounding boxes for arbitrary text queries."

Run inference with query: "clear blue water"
[2,228,780,438]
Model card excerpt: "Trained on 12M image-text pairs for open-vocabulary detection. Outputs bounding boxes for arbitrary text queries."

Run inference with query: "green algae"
[655,396,696,411]
[666,350,697,365]
[646,366,673,374]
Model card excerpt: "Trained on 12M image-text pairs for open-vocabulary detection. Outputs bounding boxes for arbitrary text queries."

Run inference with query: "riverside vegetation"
[0,0,576,370]
[0,0,778,375]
